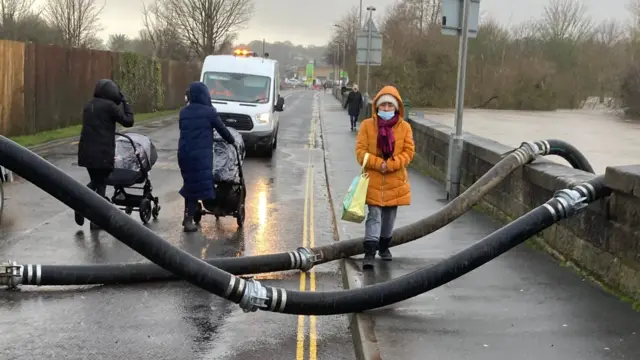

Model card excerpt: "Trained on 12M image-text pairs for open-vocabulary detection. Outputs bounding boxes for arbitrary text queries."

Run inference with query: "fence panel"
[5,40,201,136]
[0,40,25,136]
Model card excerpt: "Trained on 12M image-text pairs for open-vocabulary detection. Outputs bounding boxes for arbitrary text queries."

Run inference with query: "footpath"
[319,92,640,360]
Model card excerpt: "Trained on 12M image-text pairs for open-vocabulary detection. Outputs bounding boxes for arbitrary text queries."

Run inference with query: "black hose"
[3,139,596,287]
[0,134,608,316]
[542,139,595,173]
[272,175,608,314]
[3,140,544,287]
[0,136,244,304]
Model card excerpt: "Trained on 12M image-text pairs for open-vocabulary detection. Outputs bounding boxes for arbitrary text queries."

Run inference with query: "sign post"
[356,6,380,98]
[441,0,480,200]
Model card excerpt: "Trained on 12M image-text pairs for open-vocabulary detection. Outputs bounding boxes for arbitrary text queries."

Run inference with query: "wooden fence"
[0,40,202,137]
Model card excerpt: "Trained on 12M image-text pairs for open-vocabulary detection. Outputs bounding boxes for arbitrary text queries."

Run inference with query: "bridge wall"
[409,117,640,304]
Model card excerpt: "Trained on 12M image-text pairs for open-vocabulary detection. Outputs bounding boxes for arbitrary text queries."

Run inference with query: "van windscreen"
[204,72,271,103]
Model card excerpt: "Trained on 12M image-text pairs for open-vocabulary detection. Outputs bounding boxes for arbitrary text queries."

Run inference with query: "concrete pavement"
[320,93,640,359]
[0,90,354,360]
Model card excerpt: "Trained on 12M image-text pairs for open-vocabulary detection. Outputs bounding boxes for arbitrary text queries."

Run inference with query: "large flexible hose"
[1,139,595,287]
[544,139,594,173]
[0,133,607,315]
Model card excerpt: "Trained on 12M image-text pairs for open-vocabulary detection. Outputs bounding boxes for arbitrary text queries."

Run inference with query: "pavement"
[320,93,640,359]
[0,89,354,360]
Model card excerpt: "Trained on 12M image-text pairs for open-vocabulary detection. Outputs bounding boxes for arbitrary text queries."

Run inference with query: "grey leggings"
[364,205,398,242]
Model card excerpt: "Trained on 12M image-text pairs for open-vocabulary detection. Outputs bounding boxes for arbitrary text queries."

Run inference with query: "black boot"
[183,216,198,232]
[378,237,393,261]
[362,241,378,270]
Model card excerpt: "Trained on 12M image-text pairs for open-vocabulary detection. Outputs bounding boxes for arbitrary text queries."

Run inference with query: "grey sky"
[35,0,633,45]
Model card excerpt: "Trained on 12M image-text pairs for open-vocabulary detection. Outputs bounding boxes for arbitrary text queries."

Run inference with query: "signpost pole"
[442,0,479,200]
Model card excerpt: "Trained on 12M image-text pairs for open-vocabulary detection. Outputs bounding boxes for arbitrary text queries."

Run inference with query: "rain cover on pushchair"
[114,133,158,172]
[213,127,245,184]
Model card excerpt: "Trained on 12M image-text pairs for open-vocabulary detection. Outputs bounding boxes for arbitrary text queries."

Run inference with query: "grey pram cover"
[114,133,158,172]
[213,127,245,184]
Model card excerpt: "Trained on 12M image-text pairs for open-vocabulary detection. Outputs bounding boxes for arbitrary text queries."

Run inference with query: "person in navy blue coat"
[179,81,236,232]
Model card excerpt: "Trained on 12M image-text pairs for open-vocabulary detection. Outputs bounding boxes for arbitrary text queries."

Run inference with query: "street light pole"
[356,0,362,85]
[445,0,471,200]
[364,6,375,97]
[342,41,346,83]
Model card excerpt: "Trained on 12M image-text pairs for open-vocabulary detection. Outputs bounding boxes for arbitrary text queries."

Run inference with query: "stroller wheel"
[236,202,245,227]
[125,207,133,215]
[193,202,203,224]
[152,204,160,219]
[139,199,152,224]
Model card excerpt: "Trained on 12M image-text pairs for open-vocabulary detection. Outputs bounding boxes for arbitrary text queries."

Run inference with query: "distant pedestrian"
[75,79,134,230]
[355,85,415,269]
[344,84,363,131]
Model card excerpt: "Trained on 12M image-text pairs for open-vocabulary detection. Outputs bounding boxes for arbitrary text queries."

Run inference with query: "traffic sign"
[356,18,382,66]
[441,0,480,38]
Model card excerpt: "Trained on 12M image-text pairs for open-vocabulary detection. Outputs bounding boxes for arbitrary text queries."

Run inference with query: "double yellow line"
[296,94,318,360]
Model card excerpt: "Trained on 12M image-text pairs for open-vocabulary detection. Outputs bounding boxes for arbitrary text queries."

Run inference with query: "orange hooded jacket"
[355,86,415,207]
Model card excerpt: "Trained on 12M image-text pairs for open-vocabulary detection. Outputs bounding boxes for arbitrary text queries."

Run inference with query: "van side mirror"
[275,96,285,111]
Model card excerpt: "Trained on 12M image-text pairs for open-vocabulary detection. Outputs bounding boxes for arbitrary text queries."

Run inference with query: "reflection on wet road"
[0,90,355,360]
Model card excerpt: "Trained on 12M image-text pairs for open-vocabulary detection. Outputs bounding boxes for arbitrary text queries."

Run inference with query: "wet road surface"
[322,93,640,359]
[0,90,355,360]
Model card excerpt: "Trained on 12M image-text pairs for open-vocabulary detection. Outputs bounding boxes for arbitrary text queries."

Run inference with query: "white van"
[200,50,285,158]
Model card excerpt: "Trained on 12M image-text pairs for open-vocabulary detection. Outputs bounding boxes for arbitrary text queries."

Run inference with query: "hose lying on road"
[0,134,607,315]
[0,139,595,287]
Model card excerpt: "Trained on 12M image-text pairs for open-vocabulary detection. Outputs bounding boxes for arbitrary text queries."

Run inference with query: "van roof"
[202,55,277,78]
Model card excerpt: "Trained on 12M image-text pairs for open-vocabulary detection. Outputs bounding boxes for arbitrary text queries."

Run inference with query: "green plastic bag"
[341,153,370,223]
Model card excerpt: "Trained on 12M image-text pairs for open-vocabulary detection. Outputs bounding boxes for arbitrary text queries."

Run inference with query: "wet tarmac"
[0,90,355,360]
[322,93,640,359]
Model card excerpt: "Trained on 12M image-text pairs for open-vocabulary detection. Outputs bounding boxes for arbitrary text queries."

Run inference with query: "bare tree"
[0,0,37,39]
[594,20,623,45]
[538,0,594,42]
[144,0,254,58]
[1,0,35,23]
[42,0,104,48]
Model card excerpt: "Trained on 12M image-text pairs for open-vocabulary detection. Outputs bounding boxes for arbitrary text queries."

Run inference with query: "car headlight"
[256,112,270,123]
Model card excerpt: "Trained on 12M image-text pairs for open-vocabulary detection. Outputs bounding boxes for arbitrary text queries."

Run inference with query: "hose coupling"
[520,141,544,157]
[0,260,22,289]
[238,278,269,313]
[296,247,321,272]
[502,141,542,163]
[553,189,588,218]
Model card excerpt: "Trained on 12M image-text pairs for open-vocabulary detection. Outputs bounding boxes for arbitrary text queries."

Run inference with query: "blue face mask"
[378,110,395,120]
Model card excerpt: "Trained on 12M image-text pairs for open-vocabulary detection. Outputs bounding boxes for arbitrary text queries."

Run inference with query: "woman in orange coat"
[355,85,415,269]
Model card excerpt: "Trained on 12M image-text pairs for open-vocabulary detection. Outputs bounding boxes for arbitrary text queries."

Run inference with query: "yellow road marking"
[297,94,318,360]
[309,170,317,360]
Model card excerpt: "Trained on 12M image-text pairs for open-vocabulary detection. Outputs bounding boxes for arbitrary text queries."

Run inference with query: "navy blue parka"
[178,82,235,200]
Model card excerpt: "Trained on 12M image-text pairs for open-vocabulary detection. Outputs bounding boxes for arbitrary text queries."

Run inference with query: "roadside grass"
[10,109,179,148]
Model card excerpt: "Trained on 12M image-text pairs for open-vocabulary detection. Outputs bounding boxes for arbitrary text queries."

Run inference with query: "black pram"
[105,132,161,224]
[193,127,246,227]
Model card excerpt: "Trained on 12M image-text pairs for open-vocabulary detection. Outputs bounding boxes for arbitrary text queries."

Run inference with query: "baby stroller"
[105,132,161,224]
[193,128,246,227]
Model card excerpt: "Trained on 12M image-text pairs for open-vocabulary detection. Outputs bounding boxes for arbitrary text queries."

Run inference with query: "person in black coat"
[75,79,134,230]
[179,81,236,232]
[344,84,363,131]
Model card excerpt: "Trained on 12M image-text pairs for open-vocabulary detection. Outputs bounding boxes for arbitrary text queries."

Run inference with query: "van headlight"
[256,113,271,123]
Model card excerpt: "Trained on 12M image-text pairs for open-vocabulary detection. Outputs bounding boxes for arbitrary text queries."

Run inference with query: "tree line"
[325,0,640,116]
[0,0,255,62]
